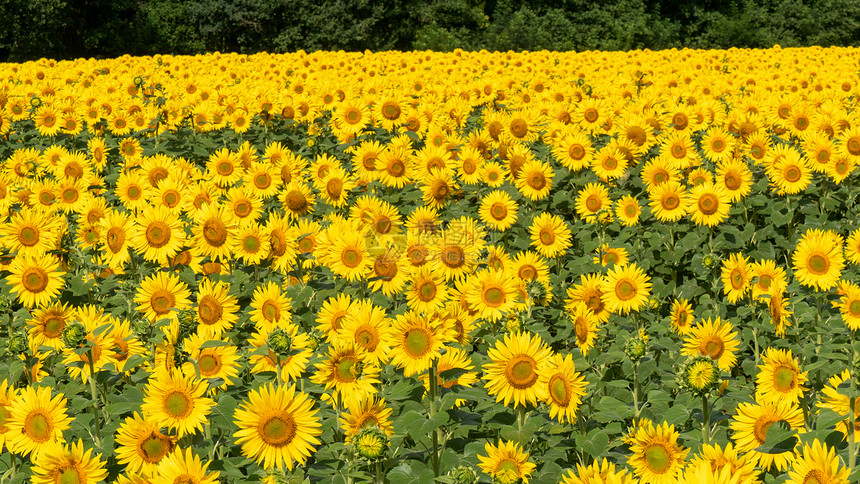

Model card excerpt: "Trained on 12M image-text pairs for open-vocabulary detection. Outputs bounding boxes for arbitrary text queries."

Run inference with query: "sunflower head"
[449,465,478,484]
[353,425,388,462]
[8,331,27,356]
[624,337,647,362]
[267,328,294,357]
[62,321,87,348]
[679,356,721,396]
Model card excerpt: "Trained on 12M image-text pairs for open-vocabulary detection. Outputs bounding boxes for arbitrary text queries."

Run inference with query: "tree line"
[1,0,859,62]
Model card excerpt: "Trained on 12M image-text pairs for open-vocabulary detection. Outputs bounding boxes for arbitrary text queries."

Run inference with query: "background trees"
[1,0,858,61]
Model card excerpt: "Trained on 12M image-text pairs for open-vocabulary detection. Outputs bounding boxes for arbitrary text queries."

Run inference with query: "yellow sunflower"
[5,385,72,458]
[835,281,860,330]
[141,368,214,437]
[247,324,312,383]
[720,252,751,303]
[386,311,454,377]
[151,447,220,484]
[316,294,353,343]
[568,302,600,356]
[130,205,185,265]
[134,271,192,326]
[786,439,849,484]
[479,190,518,231]
[670,298,694,335]
[529,212,572,258]
[0,207,61,257]
[600,263,652,315]
[335,299,392,365]
[817,370,860,442]
[682,317,740,371]
[0,380,17,452]
[750,259,787,300]
[626,421,689,484]
[688,182,731,227]
[30,440,107,484]
[249,281,293,330]
[339,396,394,442]
[233,383,322,470]
[687,442,758,484]
[478,439,537,484]
[565,273,611,324]
[538,353,587,424]
[466,269,519,322]
[730,398,804,471]
[615,195,642,227]
[7,255,65,308]
[715,159,754,202]
[648,181,688,222]
[327,229,372,282]
[191,203,238,262]
[114,412,178,477]
[484,331,552,408]
[310,343,380,408]
[756,347,808,405]
[791,228,844,291]
[27,301,73,352]
[206,148,242,187]
[560,458,636,484]
[575,183,611,223]
[181,333,240,389]
[515,158,554,201]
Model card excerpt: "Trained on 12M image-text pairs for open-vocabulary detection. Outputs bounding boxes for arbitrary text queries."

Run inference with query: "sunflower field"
[0,46,859,484]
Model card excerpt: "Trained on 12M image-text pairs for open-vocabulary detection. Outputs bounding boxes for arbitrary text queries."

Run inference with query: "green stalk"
[850,331,857,472]
[701,394,710,445]
[428,360,440,477]
[375,461,383,484]
[632,362,640,418]
[87,348,103,447]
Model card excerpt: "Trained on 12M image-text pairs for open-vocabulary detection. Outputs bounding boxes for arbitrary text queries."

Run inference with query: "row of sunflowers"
[0,46,859,483]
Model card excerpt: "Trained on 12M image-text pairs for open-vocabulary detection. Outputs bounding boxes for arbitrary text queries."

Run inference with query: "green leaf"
[386,462,435,483]
[593,396,633,423]
[754,420,798,454]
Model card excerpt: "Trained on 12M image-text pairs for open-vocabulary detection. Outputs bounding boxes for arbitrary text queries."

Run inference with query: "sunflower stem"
[701,393,710,445]
[850,330,857,472]
[753,326,760,368]
[87,347,103,447]
[428,360,440,477]
[632,361,640,418]
[375,461,383,484]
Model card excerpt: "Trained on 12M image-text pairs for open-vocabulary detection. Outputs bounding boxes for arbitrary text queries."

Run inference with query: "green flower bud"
[62,321,87,348]
[267,328,293,357]
[450,465,478,484]
[8,332,27,355]
[678,356,721,396]
[702,253,718,269]
[624,338,647,362]
[353,425,388,462]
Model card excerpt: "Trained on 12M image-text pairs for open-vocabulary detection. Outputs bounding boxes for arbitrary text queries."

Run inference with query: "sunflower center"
[57,467,84,484]
[539,229,555,246]
[483,286,506,307]
[699,337,724,359]
[848,138,860,155]
[569,145,585,160]
[145,221,171,248]
[374,259,397,280]
[671,144,686,159]
[784,166,802,183]
[106,227,126,253]
[712,139,726,151]
[583,109,599,123]
[217,161,234,176]
[202,219,228,247]
[624,204,638,218]
[404,328,432,358]
[163,391,192,418]
[61,187,79,203]
[528,173,546,190]
[22,267,49,293]
[341,248,362,269]
[140,431,173,463]
[198,353,220,376]
[849,300,860,317]
[602,156,618,171]
[19,226,39,246]
[585,195,602,212]
[754,418,777,443]
[548,374,571,406]
[490,203,508,220]
[730,268,745,290]
[356,327,379,351]
[335,357,357,382]
[197,295,223,325]
[373,217,392,234]
[416,280,437,302]
[259,413,297,446]
[698,193,719,215]
[298,236,315,253]
[505,355,538,389]
[408,246,428,266]
[573,317,589,342]
[261,300,281,323]
[802,469,827,484]
[344,108,362,125]
[519,265,536,280]
[644,443,673,474]
[254,173,272,190]
[382,102,401,120]
[441,245,465,269]
[234,200,252,218]
[497,458,519,476]
[388,159,405,177]
[652,171,668,185]
[773,365,796,392]
[150,289,175,315]
[662,194,680,210]
[24,411,53,441]
[270,230,287,256]
[614,279,636,301]
[327,179,343,198]
[510,118,528,138]
[807,254,829,275]
[758,275,772,289]
[285,190,308,211]
[42,315,65,338]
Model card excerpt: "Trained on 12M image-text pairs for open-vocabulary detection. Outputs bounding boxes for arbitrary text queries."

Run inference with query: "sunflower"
[715,159,753,202]
[649,181,688,222]
[615,195,641,227]
[377,147,413,188]
[481,161,508,187]
[479,190,518,231]
[529,212,572,258]
[720,252,751,303]
[769,149,811,195]
[233,382,322,470]
[514,159,554,201]
[333,100,370,136]
[537,353,587,424]
[787,439,849,484]
[0,380,17,452]
[206,148,241,187]
[600,263,651,315]
[687,442,758,484]
[466,269,518,322]
[34,104,61,137]
[191,203,237,262]
[660,132,698,170]
[567,302,600,355]
[225,185,263,223]
[626,421,689,484]
[27,301,73,352]
[181,333,240,389]
[266,213,299,274]
[141,368,214,437]
[339,396,394,442]
[641,158,679,190]
[192,278,239,338]
[387,311,453,377]
[5,385,72,458]
[327,229,372,282]
[669,298,694,335]
[114,412,178,477]
[575,183,611,223]
[335,299,392,365]
[835,281,860,330]
[682,317,740,371]
[243,162,283,199]
[756,348,808,405]
[247,323,312,383]
[566,273,611,324]
[688,182,731,227]
[818,370,860,441]
[7,255,65,308]
[750,259,787,300]
[484,331,552,408]
[701,127,736,163]
[560,458,636,484]
[594,244,629,267]
[30,440,107,484]
[230,222,269,265]
[477,440,537,484]
[418,347,478,405]
[249,281,293,330]
[421,168,457,210]
[310,343,380,408]
[316,294,353,343]
[134,271,192,326]
[0,207,61,257]
[151,448,220,484]
[792,228,844,291]
[730,398,805,471]
[769,289,794,336]
[592,147,628,181]
[130,205,184,265]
